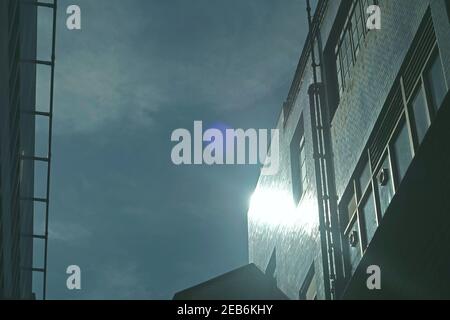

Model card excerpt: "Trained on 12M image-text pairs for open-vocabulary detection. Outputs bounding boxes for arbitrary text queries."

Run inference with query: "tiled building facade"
[248,0,450,300]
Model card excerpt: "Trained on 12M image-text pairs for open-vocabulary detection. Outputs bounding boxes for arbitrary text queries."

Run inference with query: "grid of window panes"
[341,156,378,275]
[335,0,371,97]
[340,48,448,277]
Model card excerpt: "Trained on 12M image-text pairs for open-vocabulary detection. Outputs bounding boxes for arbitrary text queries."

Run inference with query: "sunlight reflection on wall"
[249,187,318,237]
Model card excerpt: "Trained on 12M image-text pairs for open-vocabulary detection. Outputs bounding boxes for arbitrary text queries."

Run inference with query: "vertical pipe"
[306,0,333,300]
[306,0,344,299]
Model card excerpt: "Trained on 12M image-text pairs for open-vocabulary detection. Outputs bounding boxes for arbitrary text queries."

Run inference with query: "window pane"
[336,53,342,91]
[358,161,371,195]
[299,142,307,188]
[305,273,317,300]
[377,155,394,217]
[361,189,377,246]
[348,221,362,276]
[301,163,307,186]
[393,121,413,183]
[347,193,357,222]
[411,85,430,144]
[426,53,447,110]
[290,119,305,204]
[447,0,450,22]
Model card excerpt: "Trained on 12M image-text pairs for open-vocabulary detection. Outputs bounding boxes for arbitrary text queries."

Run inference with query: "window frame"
[342,152,380,252]
[299,136,307,194]
[335,0,374,98]
[373,148,395,218]
[446,0,450,22]
[423,48,449,112]
[290,115,307,205]
[402,45,446,152]
[299,263,317,300]
[407,81,432,147]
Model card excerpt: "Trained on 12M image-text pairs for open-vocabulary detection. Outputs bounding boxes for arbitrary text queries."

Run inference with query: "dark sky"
[36,0,309,299]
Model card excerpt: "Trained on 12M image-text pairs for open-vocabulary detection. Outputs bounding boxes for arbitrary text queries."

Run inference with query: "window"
[348,224,362,276]
[290,116,307,204]
[342,190,360,277]
[376,154,394,217]
[446,0,450,22]
[299,263,317,300]
[392,120,413,184]
[358,161,371,194]
[347,193,357,221]
[299,138,307,187]
[361,190,377,245]
[266,248,277,280]
[405,50,448,152]
[355,160,378,249]
[410,85,431,144]
[335,0,372,97]
[341,158,378,276]
[424,51,447,111]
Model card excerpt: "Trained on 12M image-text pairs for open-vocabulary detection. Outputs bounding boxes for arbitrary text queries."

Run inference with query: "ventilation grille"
[369,8,435,168]
[402,9,436,99]
[369,87,403,168]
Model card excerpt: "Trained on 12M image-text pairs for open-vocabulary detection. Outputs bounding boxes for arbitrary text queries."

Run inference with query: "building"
[0,0,56,300]
[173,264,288,300]
[248,0,450,299]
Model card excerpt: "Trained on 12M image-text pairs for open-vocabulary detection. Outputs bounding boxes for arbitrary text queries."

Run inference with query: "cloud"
[53,43,163,135]
[48,0,304,135]
[86,262,154,299]
[49,221,92,243]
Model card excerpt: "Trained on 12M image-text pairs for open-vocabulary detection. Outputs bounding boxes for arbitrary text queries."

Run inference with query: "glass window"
[347,193,357,222]
[348,221,362,276]
[411,85,431,144]
[335,0,372,97]
[393,121,413,183]
[447,0,450,22]
[425,52,447,110]
[337,52,343,94]
[299,264,317,300]
[377,155,394,217]
[305,273,317,300]
[358,161,371,194]
[361,190,377,246]
[300,138,307,186]
[290,118,306,204]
